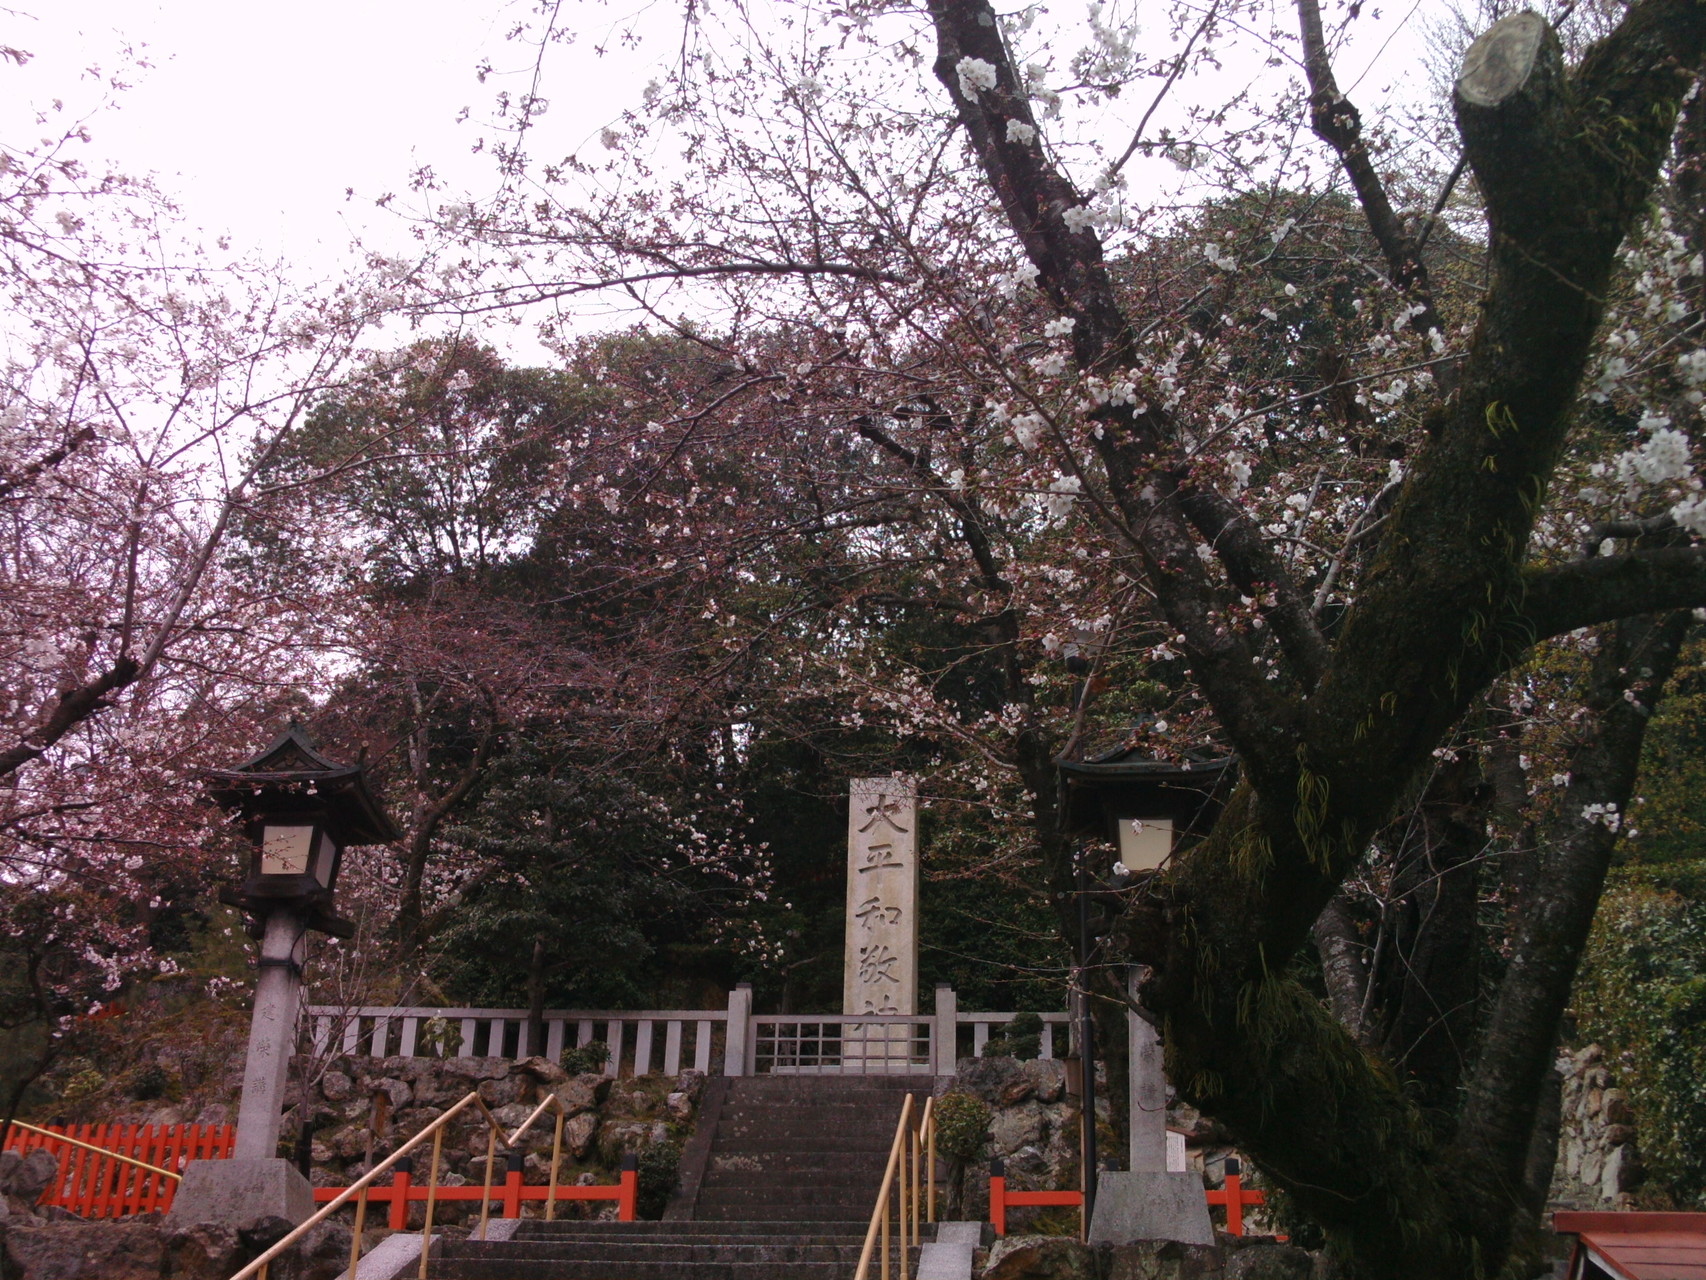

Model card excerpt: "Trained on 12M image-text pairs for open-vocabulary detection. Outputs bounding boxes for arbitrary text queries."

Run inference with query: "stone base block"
[166,1158,314,1229]
[1088,1170,1216,1246]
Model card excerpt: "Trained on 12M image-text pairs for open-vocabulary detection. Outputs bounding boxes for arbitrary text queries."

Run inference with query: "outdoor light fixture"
[1059,747,1234,876]
[205,721,399,937]
[172,721,401,1223]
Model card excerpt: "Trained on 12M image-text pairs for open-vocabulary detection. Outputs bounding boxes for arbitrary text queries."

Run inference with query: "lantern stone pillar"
[234,909,309,1160]
[170,722,398,1230]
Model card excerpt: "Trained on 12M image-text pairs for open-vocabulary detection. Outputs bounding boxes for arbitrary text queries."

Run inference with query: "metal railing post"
[547,1112,564,1222]
[417,1125,444,1280]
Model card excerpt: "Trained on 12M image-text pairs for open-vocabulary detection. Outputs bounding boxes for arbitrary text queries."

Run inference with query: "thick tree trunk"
[1453,610,1692,1257]
[526,936,547,1058]
[1373,753,1486,1122]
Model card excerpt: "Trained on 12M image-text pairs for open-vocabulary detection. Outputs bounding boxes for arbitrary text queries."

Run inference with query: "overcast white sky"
[3,0,661,274]
[4,0,1438,351]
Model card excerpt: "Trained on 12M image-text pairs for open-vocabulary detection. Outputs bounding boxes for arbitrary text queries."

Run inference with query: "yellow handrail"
[5,1120,182,1182]
[225,1087,510,1280]
[853,1093,937,1280]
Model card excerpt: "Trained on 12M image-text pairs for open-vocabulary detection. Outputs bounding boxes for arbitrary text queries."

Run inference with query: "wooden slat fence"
[2,1123,234,1218]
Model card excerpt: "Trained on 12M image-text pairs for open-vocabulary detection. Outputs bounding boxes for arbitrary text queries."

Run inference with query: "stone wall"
[295,1052,701,1219]
[1552,1044,1643,1208]
[947,1056,1089,1227]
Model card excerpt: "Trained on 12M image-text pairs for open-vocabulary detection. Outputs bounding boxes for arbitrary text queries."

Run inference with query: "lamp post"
[169,722,398,1229]
[1057,745,1232,1246]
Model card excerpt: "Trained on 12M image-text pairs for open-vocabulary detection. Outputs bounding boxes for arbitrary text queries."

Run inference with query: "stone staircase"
[424,1074,936,1279]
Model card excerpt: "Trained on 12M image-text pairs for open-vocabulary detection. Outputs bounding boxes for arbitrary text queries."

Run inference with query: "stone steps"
[427,1220,916,1280]
[421,1074,941,1279]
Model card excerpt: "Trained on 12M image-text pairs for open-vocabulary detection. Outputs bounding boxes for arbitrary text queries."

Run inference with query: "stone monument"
[843,776,919,1066]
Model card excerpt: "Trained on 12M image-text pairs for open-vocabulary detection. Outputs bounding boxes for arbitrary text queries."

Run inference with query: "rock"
[4,1220,165,1279]
[1602,1090,1634,1125]
[476,1076,522,1108]
[674,1070,706,1103]
[1023,1058,1067,1105]
[984,1235,1100,1280]
[329,1125,370,1161]
[565,1113,598,1159]
[1,1151,59,1204]
[990,1102,1047,1154]
[515,1056,568,1086]
[1225,1239,1313,1280]
[320,1070,354,1103]
[1602,1144,1643,1197]
[164,1221,243,1278]
[440,1057,513,1083]
[1575,1045,1603,1068]
[598,1120,656,1163]
[1107,1239,1225,1280]
[955,1056,1027,1105]
[1001,1077,1037,1107]
[1581,1150,1603,1189]
[1604,1125,1636,1147]
[665,1092,693,1122]
[1586,1089,1603,1118]
[373,1077,412,1110]
[554,1074,612,1115]
[1005,1144,1051,1184]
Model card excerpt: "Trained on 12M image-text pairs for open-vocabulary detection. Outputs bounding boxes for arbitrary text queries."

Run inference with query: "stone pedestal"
[166,1157,314,1228]
[1087,1170,1215,1245]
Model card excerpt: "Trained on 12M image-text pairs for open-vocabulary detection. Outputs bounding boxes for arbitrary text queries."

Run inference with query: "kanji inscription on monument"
[843,776,919,1019]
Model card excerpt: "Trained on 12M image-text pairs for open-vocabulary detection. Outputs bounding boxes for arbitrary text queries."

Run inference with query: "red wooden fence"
[989,1159,1275,1238]
[307,1156,638,1227]
[2,1123,234,1218]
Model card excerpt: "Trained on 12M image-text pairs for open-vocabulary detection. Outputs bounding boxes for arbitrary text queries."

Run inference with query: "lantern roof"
[205,721,401,845]
[1056,745,1235,786]
[1057,745,1236,837]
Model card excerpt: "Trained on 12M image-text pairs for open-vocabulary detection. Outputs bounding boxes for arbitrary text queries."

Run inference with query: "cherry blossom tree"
[0,76,416,1143]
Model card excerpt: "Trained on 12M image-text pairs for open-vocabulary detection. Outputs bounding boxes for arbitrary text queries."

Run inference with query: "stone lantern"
[1058,744,1233,1246]
[170,723,398,1229]
[207,721,398,938]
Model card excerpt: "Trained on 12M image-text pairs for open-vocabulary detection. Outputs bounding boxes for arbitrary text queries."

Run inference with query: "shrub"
[127,1063,174,1102]
[933,1091,991,1162]
[981,1012,1043,1059]
[560,1040,610,1076]
[636,1139,681,1219]
[1574,863,1706,1206]
[415,1017,464,1058]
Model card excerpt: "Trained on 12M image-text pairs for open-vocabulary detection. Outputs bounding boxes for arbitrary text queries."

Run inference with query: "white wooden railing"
[304,1005,725,1077]
[305,984,1069,1077]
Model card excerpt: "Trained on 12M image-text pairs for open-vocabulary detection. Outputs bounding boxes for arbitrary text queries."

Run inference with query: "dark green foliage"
[430,736,754,1009]
[1575,860,1706,1206]
[636,1139,682,1219]
[559,1041,610,1077]
[126,1063,174,1102]
[933,1090,991,1161]
[982,1011,1044,1058]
